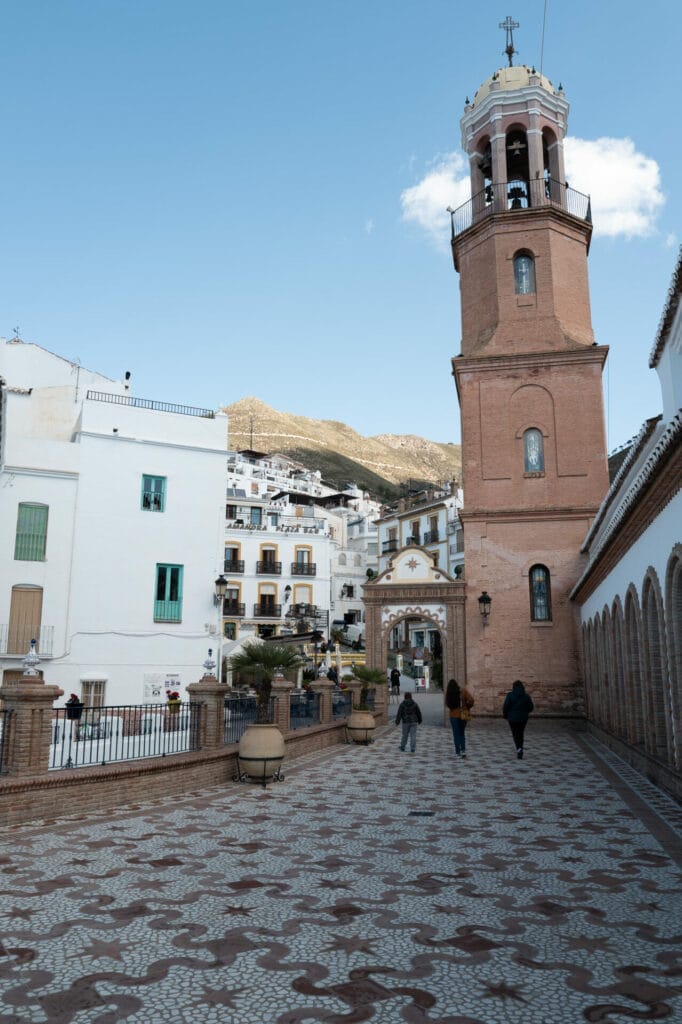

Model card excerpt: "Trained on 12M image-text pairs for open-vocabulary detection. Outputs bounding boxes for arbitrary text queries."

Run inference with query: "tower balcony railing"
[449,178,591,239]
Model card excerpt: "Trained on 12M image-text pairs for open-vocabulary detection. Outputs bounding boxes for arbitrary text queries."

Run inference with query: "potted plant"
[346,665,386,744]
[65,693,84,721]
[229,641,302,785]
[166,690,182,714]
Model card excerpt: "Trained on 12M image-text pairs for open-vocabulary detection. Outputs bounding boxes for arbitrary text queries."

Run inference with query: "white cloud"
[400,152,470,247]
[564,136,664,238]
[365,218,374,235]
[401,138,665,246]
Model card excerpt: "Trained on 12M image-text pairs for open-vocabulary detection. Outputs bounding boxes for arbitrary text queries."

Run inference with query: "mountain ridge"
[222,397,461,500]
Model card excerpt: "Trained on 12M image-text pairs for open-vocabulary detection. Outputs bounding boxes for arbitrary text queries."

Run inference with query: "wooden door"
[8,586,43,654]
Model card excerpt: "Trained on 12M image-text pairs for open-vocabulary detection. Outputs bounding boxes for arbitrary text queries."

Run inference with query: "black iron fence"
[289,691,321,729]
[223,695,274,745]
[332,691,353,719]
[49,703,201,770]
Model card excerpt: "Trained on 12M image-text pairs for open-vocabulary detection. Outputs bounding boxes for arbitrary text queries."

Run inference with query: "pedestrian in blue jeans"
[395,692,422,752]
[445,678,474,759]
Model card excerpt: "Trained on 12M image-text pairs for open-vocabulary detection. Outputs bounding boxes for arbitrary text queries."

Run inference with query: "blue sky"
[1,1,678,451]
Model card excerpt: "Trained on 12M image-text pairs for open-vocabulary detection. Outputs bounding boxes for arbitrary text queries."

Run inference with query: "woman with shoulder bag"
[445,678,474,759]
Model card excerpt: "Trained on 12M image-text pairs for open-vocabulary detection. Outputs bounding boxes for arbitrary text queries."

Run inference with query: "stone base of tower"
[462,511,593,718]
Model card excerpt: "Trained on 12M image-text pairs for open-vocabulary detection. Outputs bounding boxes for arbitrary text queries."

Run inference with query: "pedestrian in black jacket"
[395,692,422,752]
[502,680,534,759]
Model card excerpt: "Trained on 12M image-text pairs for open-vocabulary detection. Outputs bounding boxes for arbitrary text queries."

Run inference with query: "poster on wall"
[143,673,182,704]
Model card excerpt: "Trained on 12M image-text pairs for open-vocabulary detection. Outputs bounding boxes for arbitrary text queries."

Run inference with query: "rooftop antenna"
[11,325,20,340]
[499,15,519,67]
[539,0,548,76]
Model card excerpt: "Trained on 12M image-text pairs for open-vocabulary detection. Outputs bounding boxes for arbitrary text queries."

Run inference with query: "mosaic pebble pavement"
[1,704,681,1024]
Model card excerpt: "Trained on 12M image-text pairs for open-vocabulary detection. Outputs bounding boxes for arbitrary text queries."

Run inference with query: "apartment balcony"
[223,559,245,574]
[291,563,316,576]
[256,561,282,575]
[423,530,440,544]
[288,603,320,619]
[405,535,421,546]
[382,540,399,554]
[253,604,282,618]
[0,624,54,657]
[222,602,246,617]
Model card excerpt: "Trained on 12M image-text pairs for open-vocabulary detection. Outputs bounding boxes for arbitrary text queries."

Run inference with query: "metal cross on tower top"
[499,16,519,66]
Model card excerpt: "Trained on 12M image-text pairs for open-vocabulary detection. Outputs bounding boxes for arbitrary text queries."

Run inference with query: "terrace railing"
[289,691,321,729]
[449,178,591,239]
[49,703,201,770]
[223,695,274,745]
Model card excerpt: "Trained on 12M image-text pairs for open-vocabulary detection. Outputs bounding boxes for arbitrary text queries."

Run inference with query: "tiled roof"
[649,245,682,368]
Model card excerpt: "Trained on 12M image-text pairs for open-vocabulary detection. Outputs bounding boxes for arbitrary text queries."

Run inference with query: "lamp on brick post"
[214,574,228,682]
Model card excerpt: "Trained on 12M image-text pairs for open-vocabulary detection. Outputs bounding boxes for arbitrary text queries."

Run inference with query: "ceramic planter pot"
[346,709,375,745]
[237,723,285,787]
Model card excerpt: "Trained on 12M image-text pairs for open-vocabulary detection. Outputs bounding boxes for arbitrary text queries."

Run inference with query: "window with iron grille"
[81,680,106,707]
[14,503,48,561]
[141,475,166,512]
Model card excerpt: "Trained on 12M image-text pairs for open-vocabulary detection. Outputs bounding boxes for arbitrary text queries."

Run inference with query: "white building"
[0,339,228,705]
[374,482,464,663]
[221,451,380,642]
[572,247,681,789]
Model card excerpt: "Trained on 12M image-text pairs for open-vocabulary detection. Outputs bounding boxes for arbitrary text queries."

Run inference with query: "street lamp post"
[214,575,228,681]
[311,627,323,677]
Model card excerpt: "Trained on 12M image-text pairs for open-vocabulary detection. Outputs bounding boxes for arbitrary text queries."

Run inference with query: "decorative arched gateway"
[362,547,466,687]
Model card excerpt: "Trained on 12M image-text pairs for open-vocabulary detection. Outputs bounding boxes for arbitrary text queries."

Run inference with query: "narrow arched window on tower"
[513,252,536,294]
[529,565,552,621]
[523,428,544,473]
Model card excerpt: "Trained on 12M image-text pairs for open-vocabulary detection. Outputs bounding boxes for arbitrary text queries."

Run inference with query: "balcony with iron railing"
[449,177,591,240]
[253,603,282,618]
[382,539,399,554]
[223,559,245,574]
[423,529,440,544]
[222,601,246,617]
[256,560,282,575]
[291,563,316,576]
[0,624,55,657]
[405,535,421,547]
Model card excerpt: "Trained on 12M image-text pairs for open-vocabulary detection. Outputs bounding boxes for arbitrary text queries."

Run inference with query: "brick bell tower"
[450,29,610,715]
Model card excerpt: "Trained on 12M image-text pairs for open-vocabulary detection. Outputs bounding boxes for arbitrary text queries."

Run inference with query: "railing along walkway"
[49,703,201,769]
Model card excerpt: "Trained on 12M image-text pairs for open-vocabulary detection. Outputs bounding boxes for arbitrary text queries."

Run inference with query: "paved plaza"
[1,703,681,1023]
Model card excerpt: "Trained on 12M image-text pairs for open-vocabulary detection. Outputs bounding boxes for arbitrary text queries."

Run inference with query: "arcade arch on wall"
[361,547,467,686]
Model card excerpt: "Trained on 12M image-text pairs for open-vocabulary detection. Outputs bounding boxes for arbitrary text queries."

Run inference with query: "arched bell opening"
[505,126,530,210]
[542,126,563,205]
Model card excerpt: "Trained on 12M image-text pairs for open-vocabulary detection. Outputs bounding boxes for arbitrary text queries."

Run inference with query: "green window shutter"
[154,563,183,621]
[14,504,48,561]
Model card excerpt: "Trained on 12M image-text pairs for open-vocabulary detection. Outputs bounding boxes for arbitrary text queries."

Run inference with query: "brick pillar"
[186,671,228,750]
[311,679,333,724]
[271,672,294,733]
[0,671,64,778]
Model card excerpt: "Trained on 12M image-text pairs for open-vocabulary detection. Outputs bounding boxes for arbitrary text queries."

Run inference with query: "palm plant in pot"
[346,664,386,744]
[229,641,302,785]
